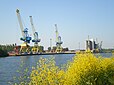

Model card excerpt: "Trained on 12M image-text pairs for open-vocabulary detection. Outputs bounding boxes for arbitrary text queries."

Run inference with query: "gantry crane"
[16,9,31,53]
[29,16,40,53]
[55,24,63,53]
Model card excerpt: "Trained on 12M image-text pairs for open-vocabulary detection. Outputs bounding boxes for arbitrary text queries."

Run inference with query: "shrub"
[65,53,114,85]
[15,53,114,85]
[29,57,65,85]
[0,48,8,57]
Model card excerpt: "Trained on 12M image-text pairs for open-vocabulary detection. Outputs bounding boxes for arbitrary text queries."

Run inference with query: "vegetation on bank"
[102,49,114,53]
[0,44,45,57]
[0,48,8,57]
[0,44,15,57]
[0,44,15,52]
[12,53,114,85]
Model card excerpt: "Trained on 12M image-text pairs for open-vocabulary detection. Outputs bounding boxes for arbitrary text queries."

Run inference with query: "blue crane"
[55,24,63,53]
[16,9,31,53]
[29,16,40,53]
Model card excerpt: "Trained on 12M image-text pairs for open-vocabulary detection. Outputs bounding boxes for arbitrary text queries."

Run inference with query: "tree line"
[0,44,15,57]
[0,44,45,57]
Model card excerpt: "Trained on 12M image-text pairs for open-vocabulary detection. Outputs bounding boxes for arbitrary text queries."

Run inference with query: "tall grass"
[13,53,114,85]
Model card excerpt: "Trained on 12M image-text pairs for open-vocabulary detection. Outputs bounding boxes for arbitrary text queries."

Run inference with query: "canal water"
[0,53,112,85]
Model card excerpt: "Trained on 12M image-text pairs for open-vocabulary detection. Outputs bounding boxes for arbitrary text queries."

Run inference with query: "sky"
[0,0,114,50]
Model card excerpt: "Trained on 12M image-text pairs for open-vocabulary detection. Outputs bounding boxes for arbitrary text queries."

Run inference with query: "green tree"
[38,46,44,53]
[0,48,8,57]
[48,47,51,51]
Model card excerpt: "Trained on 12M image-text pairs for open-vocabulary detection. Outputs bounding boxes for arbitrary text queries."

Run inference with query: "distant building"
[86,39,101,52]
[86,39,94,50]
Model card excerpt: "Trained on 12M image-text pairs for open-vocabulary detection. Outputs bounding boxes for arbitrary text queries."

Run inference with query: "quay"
[8,51,76,56]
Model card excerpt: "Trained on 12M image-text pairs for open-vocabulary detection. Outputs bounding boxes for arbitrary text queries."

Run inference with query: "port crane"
[29,16,40,53]
[16,9,31,53]
[55,24,63,53]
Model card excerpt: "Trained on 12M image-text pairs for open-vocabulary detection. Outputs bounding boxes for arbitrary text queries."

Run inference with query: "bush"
[29,57,65,85]
[65,53,114,85]
[0,48,8,57]
[15,53,114,85]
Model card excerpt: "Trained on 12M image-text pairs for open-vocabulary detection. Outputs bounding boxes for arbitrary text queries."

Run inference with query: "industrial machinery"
[55,24,63,53]
[16,9,31,53]
[29,16,40,53]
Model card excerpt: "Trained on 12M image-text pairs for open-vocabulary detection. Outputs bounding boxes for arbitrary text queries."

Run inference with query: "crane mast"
[29,16,40,53]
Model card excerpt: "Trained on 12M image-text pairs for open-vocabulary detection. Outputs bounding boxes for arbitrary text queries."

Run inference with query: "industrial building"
[86,38,102,52]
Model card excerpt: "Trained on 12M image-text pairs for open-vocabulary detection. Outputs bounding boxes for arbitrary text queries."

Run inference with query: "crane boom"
[29,16,36,34]
[16,9,24,37]
[29,16,40,44]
